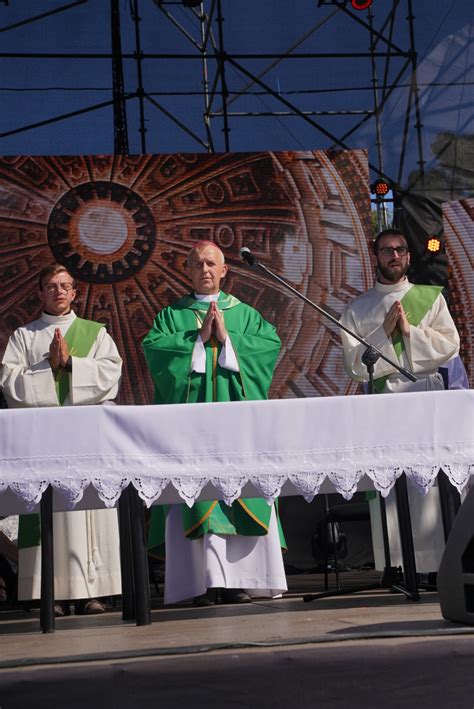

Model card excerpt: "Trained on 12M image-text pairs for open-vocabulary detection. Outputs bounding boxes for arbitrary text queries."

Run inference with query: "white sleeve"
[404,295,460,373]
[0,330,58,408]
[191,335,206,373]
[69,329,123,405]
[218,335,240,372]
[191,335,240,373]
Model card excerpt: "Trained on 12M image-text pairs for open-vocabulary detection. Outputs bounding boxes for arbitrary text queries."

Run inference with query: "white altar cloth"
[0,389,472,515]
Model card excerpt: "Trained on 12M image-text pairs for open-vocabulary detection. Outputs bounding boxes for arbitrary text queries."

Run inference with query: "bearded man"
[340,228,459,393]
[340,228,460,576]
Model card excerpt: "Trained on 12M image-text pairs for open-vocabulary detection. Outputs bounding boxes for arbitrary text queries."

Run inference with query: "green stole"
[18,317,104,550]
[373,284,443,394]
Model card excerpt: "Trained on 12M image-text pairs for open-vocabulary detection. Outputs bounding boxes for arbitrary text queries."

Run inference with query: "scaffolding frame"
[0,0,426,202]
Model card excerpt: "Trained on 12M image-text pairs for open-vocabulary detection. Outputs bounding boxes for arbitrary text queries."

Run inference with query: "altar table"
[1,389,472,632]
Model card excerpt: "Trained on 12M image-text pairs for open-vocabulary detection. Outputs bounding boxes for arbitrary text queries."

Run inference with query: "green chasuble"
[18,317,104,550]
[142,291,286,552]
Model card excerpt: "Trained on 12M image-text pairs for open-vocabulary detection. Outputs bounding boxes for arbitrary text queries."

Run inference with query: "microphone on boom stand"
[240,247,258,266]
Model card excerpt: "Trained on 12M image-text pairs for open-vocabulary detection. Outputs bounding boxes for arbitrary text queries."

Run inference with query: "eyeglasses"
[377,246,408,257]
[43,283,75,293]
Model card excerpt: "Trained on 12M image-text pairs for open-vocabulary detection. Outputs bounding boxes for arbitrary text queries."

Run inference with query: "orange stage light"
[370,178,390,197]
[426,237,443,254]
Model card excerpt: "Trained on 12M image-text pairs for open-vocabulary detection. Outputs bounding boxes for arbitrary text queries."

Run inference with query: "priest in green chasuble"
[142,242,287,605]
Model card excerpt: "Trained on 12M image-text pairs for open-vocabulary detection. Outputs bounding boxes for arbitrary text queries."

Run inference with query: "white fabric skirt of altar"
[1,390,472,515]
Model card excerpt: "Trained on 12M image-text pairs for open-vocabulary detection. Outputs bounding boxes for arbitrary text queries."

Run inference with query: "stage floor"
[1,572,473,708]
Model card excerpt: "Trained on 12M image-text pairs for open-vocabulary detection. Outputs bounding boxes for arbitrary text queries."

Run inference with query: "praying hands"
[200,302,227,344]
[49,328,70,369]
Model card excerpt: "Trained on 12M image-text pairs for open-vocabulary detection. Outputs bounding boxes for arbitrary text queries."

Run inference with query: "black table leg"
[128,486,151,626]
[40,484,55,633]
[118,486,136,621]
[394,474,420,601]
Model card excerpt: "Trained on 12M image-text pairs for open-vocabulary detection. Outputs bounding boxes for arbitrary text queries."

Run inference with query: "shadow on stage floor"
[1,569,473,708]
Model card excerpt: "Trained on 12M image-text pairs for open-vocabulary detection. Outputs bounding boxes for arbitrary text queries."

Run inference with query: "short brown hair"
[372,228,408,254]
[38,263,75,290]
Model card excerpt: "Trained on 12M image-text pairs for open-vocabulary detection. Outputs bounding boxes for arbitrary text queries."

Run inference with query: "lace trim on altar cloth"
[0,448,472,511]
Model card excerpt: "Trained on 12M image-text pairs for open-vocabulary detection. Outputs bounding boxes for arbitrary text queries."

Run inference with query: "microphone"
[240,247,257,266]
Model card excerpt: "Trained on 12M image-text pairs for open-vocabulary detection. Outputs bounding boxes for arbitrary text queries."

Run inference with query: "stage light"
[426,237,443,254]
[317,0,373,7]
[351,0,373,10]
[182,0,202,6]
[370,178,390,197]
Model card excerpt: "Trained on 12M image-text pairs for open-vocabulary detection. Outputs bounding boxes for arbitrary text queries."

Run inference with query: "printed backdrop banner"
[0,151,470,404]
[442,198,473,386]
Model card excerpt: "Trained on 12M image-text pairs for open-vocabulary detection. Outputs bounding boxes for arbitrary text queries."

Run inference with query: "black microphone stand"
[241,249,420,602]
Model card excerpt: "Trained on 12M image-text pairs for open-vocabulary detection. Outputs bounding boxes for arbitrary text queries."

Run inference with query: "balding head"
[186,241,228,295]
[186,241,225,267]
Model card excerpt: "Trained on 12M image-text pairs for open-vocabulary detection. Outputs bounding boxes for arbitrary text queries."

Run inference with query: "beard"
[377,260,409,283]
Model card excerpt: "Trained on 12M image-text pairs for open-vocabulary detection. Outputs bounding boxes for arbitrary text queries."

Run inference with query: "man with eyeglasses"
[339,228,460,577]
[340,228,459,393]
[0,263,123,616]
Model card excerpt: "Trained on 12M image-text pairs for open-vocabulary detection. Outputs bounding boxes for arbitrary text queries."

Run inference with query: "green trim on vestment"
[18,317,104,550]
[55,318,104,405]
[148,499,287,553]
[183,498,272,540]
[373,285,443,394]
[178,292,242,312]
[17,514,41,550]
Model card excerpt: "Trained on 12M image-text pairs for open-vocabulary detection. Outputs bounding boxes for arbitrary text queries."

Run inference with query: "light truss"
[0,0,427,199]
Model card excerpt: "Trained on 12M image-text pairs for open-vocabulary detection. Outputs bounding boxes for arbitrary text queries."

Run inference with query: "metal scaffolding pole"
[111,0,129,154]
[0,0,428,195]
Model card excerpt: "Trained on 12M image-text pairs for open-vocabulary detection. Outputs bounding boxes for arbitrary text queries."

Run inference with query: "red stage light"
[351,0,373,10]
[370,178,390,197]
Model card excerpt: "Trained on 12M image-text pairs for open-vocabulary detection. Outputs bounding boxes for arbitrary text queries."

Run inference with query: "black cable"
[0,81,469,95]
